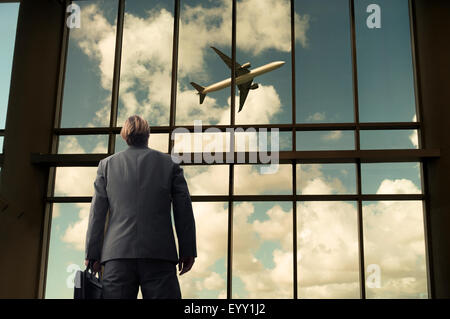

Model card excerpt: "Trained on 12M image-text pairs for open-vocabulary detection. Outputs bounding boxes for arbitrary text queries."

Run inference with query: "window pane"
[178,202,228,298]
[54,167,97,197]
[115,133,169,153]
[58,135,108,154]
[295,0,354,123]
[361,162,422,194]
[176,0,231,126]
[297,201,360,298]
[235,0,292,124]
[0,2,19,129]
[296,130,355,150]
[172,132,231,153]
[363,201,428,298]
[117,0,173,126]
[360,130,419,149]
[183,165,229,196]
[234,164,292,195]
[60,0,118,128]
[297,164,356,194]
[0,136,3,153]
[355,0,416,122]
[233,201,293,298]
[45,203,90,299]
[235,130,292,152]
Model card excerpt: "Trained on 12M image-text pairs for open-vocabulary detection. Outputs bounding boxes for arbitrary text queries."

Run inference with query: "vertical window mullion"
[290,0,298,300]
[349,0,366,299]
[108,0,125,154]
[227,0,237,300]
[169,0,180,155]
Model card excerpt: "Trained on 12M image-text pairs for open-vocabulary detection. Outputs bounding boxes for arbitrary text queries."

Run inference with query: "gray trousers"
[102,258,182,299]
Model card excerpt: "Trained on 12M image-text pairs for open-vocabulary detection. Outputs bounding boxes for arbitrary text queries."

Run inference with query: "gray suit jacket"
[85,145,197,264]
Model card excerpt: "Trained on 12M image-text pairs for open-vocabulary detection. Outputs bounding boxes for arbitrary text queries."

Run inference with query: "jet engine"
[240,62,251,69]
[250,83,259,90]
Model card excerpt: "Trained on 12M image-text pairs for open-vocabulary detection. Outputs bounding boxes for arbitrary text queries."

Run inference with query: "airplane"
[190,46,285,112]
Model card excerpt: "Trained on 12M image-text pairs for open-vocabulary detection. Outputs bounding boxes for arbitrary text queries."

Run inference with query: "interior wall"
[0,0,64,298]
[413,0,450,298]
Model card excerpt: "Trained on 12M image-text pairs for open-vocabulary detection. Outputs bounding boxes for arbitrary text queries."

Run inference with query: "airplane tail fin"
[190,82,206,104]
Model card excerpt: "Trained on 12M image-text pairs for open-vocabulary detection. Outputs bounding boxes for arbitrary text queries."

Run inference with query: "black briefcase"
[74,265,103,299]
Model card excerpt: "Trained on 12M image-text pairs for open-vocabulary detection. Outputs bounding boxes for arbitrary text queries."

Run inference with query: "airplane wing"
[237,81,252,112]
[211,46,250,77]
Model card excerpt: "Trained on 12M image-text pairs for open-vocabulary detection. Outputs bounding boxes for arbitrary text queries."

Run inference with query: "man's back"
[84,115,196,299]
[85,145,197,265]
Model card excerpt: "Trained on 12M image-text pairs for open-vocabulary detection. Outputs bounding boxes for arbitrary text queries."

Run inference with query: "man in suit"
[84,115,197,299]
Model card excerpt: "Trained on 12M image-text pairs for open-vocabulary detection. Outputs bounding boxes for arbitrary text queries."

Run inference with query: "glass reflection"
[355,0,416,122]
[178,202,228,298]
[233,201,293,298]
[295,0,354,123]
[363,201,428,298]
[297,164,356,195]
[361,162,422,194]
[117,0,173,126]
[234,164,292,195]
[297,201,360,298]
[60,0,118,128]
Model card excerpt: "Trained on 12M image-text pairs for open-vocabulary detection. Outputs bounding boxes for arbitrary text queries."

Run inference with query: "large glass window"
[176,0,232,126]
[60,0,119,128]
[355,0,416,122]
[0,2,20,152]
[118,0,174,126]
[295,0,354,124]
[363,201,428,298]
[45,0,429,300]
[297,201,360,298]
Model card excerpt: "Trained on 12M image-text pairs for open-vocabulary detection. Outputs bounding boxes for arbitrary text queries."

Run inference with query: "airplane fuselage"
[202,61,285,94]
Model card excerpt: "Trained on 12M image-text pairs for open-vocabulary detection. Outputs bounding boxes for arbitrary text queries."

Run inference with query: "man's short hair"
[120,115,150,146]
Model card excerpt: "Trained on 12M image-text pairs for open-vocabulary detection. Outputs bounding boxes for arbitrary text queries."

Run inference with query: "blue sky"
[0,3,19,130]
[31,0,428,299]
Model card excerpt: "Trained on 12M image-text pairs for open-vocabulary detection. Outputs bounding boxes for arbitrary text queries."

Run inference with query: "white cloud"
[61,203,91,251]
[306,112,326,122]
[322,130,343,141]
[234,164,292,195]
[236,0,309,54]
[376,178,421,194]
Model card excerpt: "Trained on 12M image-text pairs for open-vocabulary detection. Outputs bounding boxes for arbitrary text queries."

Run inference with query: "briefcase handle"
[86,260,101,279]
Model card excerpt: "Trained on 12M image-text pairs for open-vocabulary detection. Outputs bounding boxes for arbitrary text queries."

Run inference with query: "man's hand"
[84,259,101,274]
[178,256,195,276]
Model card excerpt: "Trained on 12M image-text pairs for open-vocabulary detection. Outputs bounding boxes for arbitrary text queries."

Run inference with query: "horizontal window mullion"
[46,194,424,203]
[53,122,421,135]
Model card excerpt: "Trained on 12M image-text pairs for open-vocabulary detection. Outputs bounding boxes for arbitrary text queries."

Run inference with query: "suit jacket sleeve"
[171,163,197,258]
[85,159,109,261]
